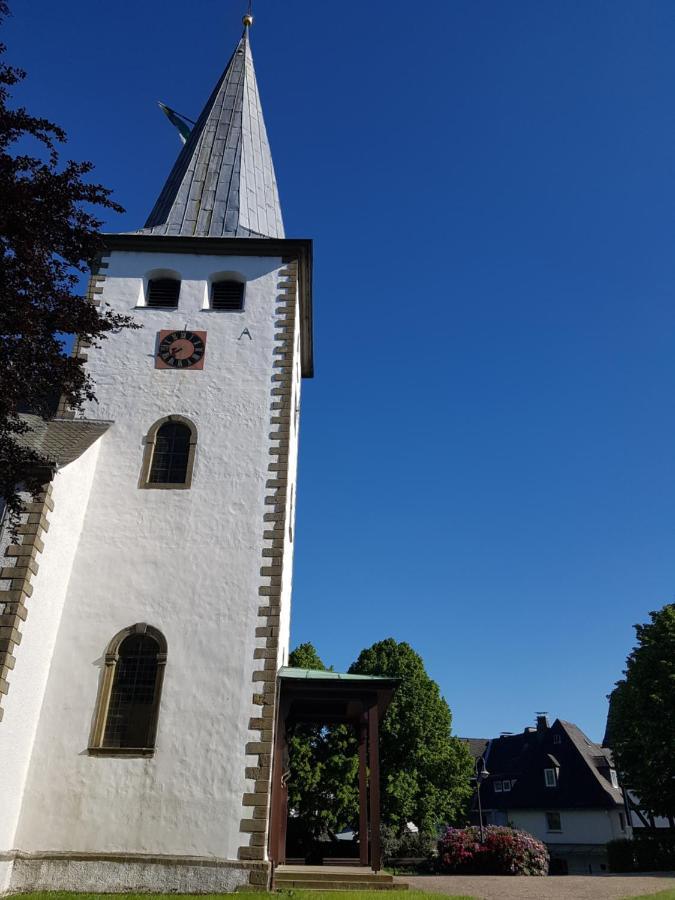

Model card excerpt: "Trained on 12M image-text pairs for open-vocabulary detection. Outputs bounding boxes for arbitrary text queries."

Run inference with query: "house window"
[211,279,244,310]
[494,780,503,792]
[502,780,511,792]
[140,416,198,490]
[544,768,558,787]
[553,734,561,744]
[147,277,181,308]
[546,811,562,832]
[610,769,619,789]
[89,624,167,753]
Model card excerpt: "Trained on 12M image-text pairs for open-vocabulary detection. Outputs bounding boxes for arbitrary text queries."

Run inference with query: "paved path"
[400,872,675,900]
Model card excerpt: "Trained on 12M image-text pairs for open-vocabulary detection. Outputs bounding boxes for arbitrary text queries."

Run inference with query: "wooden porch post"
[358,715,369,866]
[269,700,289,866]
[368,703,381,871]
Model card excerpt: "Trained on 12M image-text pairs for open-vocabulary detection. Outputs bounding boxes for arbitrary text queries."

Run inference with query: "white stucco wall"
[508,808,629,846]
[13,250,299,863]
[0,442,101,854]
[276,286,302,665]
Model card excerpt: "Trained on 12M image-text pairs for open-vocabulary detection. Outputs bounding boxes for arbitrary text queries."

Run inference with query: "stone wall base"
[1,851,270,894]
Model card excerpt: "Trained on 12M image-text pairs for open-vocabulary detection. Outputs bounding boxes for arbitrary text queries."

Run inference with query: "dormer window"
[147,277,180,308]
[211,279,244,311]
[609,768,619,789]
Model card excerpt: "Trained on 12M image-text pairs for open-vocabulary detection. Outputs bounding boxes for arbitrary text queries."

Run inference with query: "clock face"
[156,330,207,370]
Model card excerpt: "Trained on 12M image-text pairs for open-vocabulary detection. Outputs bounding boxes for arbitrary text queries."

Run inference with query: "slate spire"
[143,23,284,238]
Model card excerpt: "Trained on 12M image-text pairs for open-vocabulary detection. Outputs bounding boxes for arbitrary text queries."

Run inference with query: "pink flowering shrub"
[437,826,549,876]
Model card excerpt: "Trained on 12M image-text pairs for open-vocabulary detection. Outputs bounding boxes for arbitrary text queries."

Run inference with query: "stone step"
[275,871,393,884]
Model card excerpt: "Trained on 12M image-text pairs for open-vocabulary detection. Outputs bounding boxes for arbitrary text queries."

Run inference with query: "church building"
[0,15,310,893]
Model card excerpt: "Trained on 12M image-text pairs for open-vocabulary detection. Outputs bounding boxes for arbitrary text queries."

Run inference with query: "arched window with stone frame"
[89,624,167,754]
[139,415,197,489]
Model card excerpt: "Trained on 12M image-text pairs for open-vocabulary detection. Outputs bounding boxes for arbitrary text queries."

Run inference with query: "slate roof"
[473,718,624,811]
[142,27,284,239]
[17,414,111,468]
[462,738,490,760]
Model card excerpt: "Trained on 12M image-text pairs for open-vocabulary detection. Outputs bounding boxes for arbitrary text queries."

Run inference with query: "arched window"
[147,276,181,308]
[210,276,245,310]
[139,415,197,489]
[90,624,167,753]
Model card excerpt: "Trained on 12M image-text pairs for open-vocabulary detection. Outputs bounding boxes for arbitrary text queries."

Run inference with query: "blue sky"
[7,1,675,741]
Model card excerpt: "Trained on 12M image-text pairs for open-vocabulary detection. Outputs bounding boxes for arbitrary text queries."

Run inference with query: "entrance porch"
[268,667,398,879]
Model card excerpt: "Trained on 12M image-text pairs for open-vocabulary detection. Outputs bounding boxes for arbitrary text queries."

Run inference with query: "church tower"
[0,16,312,894]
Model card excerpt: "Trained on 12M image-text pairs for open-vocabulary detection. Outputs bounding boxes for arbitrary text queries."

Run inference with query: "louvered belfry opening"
[147,277,181,307]
[212,279,245,310]
[103,634,160,749]
[149,422,191,484]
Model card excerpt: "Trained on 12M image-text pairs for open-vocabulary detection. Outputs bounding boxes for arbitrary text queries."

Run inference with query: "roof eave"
[101,233,314,378]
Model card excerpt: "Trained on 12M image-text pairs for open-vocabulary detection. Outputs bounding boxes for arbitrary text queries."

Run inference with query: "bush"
[381,824,436,862]
[609,833,675,872]
[438,826,549,876]
[607,838,635,872]
[634,833,675,871]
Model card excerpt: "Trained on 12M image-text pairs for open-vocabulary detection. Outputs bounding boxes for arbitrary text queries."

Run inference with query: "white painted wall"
[276,285,302,665]
[0,442,101,855]
[507,808,629,846]
[13,250,299,863]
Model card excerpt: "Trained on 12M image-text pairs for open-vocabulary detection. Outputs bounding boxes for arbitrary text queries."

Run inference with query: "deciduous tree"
[286,644,358,857]
[607,603,675,822]
[285,638,473,855]
[349,638,473,836]
[0,2,137,523]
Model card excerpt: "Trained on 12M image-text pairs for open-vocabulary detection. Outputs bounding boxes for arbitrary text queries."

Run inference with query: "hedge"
[607,833,675,872]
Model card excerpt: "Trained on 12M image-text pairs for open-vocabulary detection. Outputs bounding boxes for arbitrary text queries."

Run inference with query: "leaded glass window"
[102,634,160,749]
[148,422,190,484]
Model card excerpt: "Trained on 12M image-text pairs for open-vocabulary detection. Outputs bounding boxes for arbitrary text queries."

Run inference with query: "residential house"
[462,716,630,874]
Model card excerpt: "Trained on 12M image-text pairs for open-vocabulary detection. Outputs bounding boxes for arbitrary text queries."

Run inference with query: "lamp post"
[475,756,490,843]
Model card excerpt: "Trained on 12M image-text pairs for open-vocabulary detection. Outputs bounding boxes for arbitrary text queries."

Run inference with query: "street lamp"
[474,756,490,843]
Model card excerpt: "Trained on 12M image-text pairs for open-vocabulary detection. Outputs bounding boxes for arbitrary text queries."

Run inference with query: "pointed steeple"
[142,23,284,238]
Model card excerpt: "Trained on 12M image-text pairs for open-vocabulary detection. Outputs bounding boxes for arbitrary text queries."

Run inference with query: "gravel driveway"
[400,872,675,900]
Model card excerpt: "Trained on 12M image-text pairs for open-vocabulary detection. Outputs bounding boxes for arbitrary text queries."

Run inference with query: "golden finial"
[242,13,253,27]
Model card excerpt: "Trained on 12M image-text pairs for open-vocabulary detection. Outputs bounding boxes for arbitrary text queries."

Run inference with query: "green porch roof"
[278,667,397,683]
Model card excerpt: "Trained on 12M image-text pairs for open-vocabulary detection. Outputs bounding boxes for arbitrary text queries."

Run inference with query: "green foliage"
[289,642,328,671]
[380,823,436,861]
[607,837,635,873]
[349,638,474,835]
[607,833,675,873]
[285,638,473,854]
[607,603,675,820]
[437,826,549,876]
[286,643,358,856]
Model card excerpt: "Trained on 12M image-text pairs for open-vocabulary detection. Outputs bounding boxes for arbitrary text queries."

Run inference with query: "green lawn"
[623,892,675,900]
[15,893,473,900]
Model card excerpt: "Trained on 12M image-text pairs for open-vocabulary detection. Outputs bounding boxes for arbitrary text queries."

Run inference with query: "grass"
[623,892,675,900]
[14,893,474,900]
